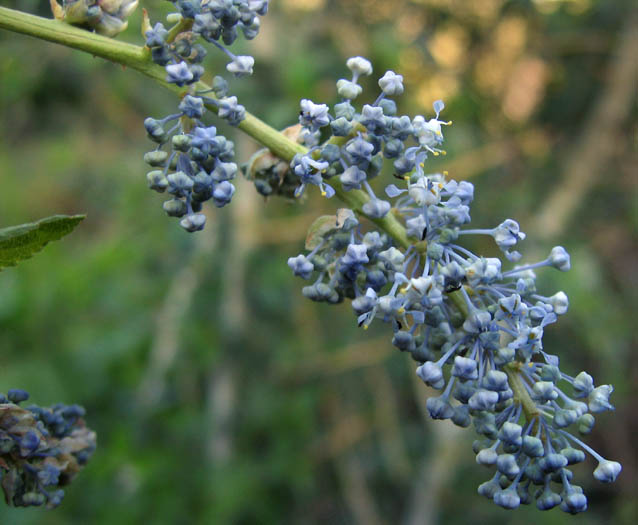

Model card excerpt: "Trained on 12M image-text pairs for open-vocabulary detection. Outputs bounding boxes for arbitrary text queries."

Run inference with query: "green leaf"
[0,214,86,270]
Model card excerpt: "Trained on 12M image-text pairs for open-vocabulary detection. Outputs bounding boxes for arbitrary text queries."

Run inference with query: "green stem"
[0,5,412,248]
[0,6,539,423]
[0,6,412,249]
[505,363,540,422]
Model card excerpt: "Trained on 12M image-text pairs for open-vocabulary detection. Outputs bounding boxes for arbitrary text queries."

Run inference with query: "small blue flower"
[476,448,498,466]
[226,55,254,77]
[536,488,562,511]
[496,454,520,477]
[179,95,205,118]
[522,436,545,457]
[299,99,331,131]
[336,79,362,100]
[416,361,445,389]
[37,464,61,486]
[167,172,194,197]
[145,22,168,47]
[362,198,391,219]
[548,246,571,271]
[593,460,622,483]
[287,255,314,279]
[212,181,235,207]
[19,430,40,456]
[482,370,509,391]
[360,104,385,132]
[426,396,455,419]
[340,166,366,191]
[345,136,374,167]
[346,56,373,77]
[191,126,218,155]
[494,487,521,510]
[342,243,369,268]
[498,422,523,447]
[378,70,404,96]
[560,490,587,514]
[468,389,499,411]
[572,371,594,398]
[588,385,614,412]
[165,61,194,86]
[452,356,478,380]
[218,96,246,126]
[7,389,29,403]
[179,214,207,232]
[330,117,353,137]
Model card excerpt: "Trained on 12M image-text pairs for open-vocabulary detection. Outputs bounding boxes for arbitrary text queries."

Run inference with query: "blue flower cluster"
[287,58,621,512]
[143,1,269,231]
[145,1,267,78]
[291,56,451,211]
[0,390,96,509]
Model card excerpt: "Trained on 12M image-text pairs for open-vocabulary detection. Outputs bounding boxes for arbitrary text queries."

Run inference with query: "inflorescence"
[51,2,622,510]
[0,390,96,509]
[143,1,269,231]
[286,57,621,512]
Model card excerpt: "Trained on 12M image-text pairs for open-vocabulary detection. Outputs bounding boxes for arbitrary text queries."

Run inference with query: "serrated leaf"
[0,215,85,270]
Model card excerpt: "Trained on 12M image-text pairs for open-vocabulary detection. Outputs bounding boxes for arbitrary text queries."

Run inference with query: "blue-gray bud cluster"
[291,57,451,209]
[0,390,96,509]
[287,57,622,513]
[143,1,269,231]
[144,104,238,231]
[146,1,267,79]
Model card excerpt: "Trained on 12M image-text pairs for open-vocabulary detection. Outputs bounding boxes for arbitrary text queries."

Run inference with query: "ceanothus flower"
[191,126,218,155]
[180,213,207,232]
[345,136,375,167]
[548,246,571,271]
[336,79,363,99]
[145,22,168,47]
[218,96,246,126]
[1,389,95,508]
[299,99,331,131]
[347,56,373,77]
[341,243,369,268]
[340,166,367,191]
[378,70,404,95]
[287,254,314,279]
[179,95,205,118]
[281,56,622,515]
[212,181,236,207]
[226,55,254,77]
[360,104,385,132]
[362,198,391,218]
[165,61,194,86]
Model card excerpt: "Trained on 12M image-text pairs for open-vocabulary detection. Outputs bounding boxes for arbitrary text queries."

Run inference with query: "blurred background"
[0,0,636,523]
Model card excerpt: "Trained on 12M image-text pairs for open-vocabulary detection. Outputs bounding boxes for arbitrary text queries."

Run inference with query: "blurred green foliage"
[0,0,636,523]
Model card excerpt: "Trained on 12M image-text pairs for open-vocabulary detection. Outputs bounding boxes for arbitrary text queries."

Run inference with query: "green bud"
[426,242,443,261]
[144,151,169,167]
[162,198,187,217]
[577,413,595,435]
[172,134,192,152]
[146,170,168,192]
